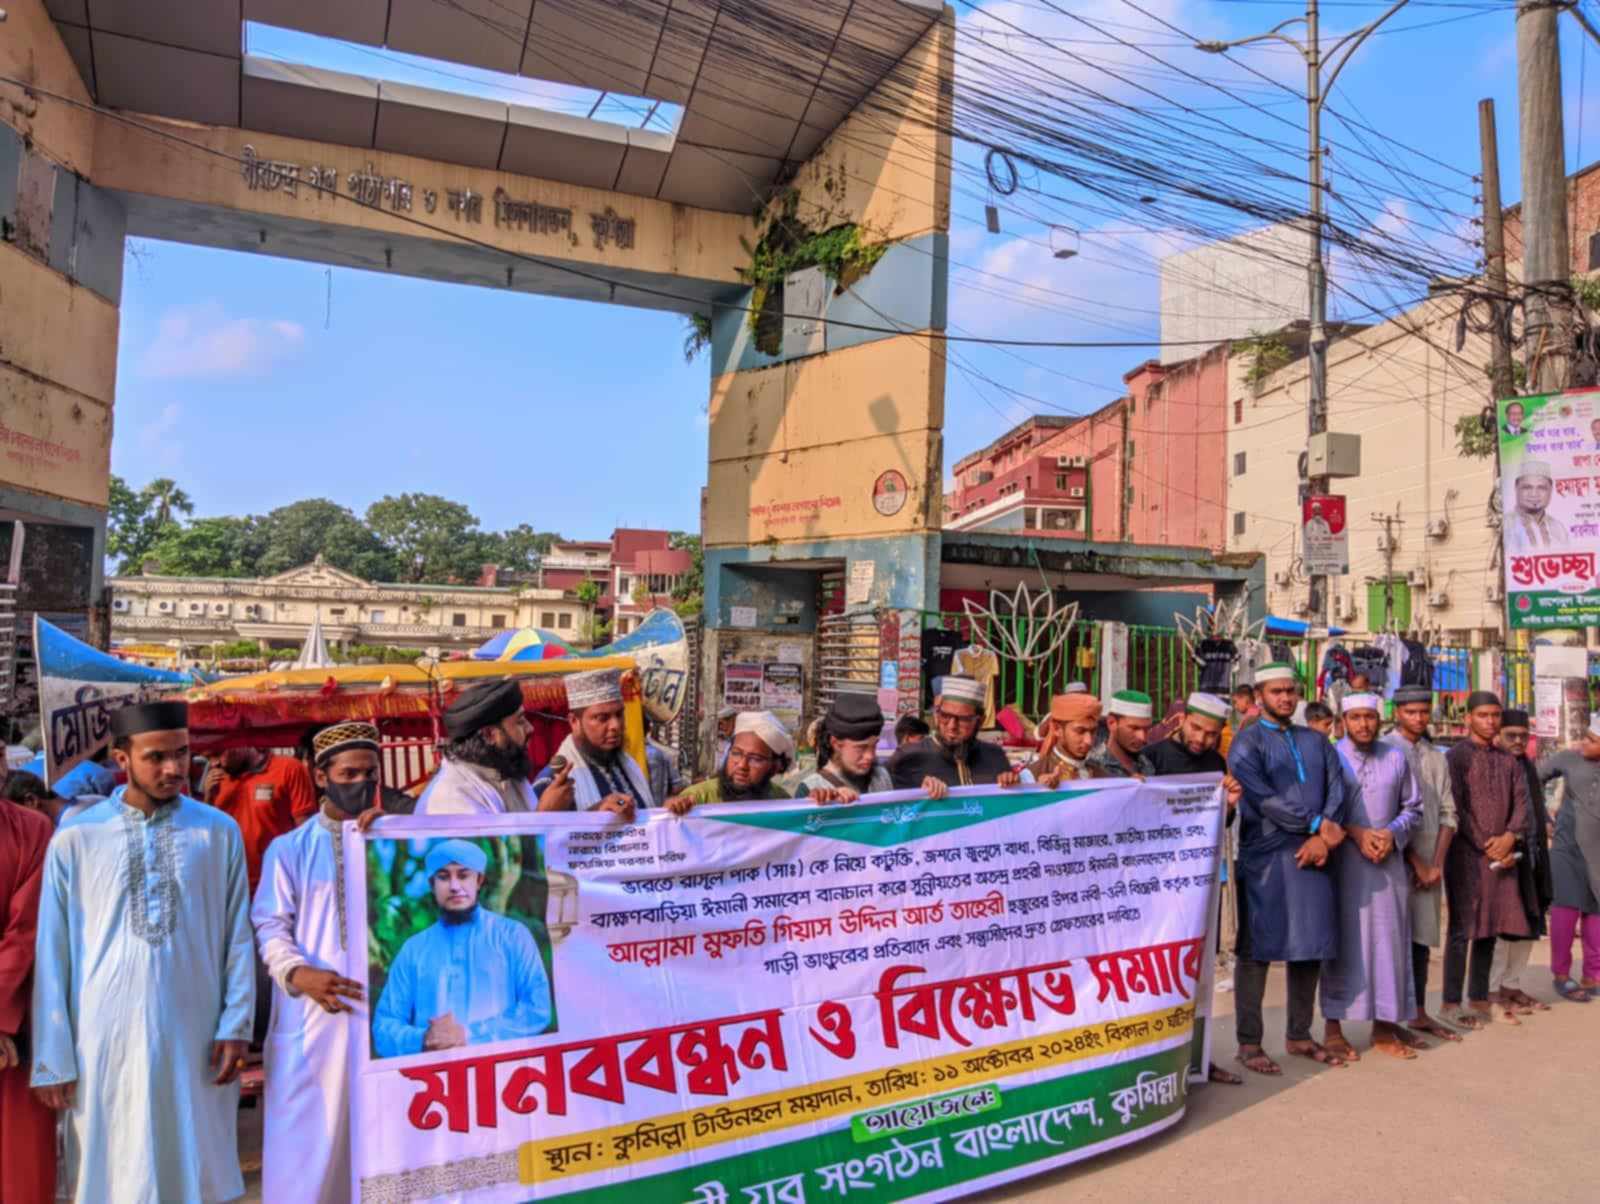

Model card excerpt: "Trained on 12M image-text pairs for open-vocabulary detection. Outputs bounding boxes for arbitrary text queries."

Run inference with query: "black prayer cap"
[109,699,189,739]
[825,692,885,742]
[1466,690,1503,711]
[1391,686,1433,705]
[443,678,525,741]
[1501,709,1531,727]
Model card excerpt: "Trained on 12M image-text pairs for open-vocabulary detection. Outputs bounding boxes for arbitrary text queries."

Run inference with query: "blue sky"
[111,2,1590,538]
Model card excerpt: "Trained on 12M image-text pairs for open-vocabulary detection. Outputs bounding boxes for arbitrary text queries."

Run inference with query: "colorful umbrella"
[470,627,572,661]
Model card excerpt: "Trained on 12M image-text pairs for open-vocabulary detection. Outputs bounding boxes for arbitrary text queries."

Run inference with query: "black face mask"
[323,778,376,817]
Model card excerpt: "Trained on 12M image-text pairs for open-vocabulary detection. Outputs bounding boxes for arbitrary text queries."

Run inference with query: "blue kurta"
[372,906,552,1057]
[1322,738,1422,1022]
[1228,718,1349,962]
[31,793,255,1204]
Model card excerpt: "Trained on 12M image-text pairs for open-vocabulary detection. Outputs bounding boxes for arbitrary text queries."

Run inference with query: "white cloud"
[139,303,306,380]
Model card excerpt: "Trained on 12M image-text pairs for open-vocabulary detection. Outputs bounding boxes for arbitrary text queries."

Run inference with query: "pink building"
[944,345,1230,551]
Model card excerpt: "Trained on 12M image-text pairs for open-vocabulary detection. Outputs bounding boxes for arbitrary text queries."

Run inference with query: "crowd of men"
[1,661,1598,1202]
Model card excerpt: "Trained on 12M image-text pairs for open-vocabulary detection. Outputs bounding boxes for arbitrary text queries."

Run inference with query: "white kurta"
[31,793,255,1204]
[251,814,353,1204]
[414,757,537,815]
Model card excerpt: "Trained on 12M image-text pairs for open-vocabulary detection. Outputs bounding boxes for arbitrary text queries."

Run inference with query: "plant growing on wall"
[1572,274,1600,312]
[1238,331,1292,391]
[682,313,712,362]
[1453,412,1498,459]
[737,189,890,355]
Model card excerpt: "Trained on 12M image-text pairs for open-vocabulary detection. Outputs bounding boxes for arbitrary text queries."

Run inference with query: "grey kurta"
[1539,750,1600,912]
[1322,738,1421,1022]
[1384,732,1457,948]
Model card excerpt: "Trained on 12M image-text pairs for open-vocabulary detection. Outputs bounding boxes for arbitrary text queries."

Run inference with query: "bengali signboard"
[34,616,192,785]
[1499,389,1600,627]
[345,778,1225,1202]
[1301,494,1348,575]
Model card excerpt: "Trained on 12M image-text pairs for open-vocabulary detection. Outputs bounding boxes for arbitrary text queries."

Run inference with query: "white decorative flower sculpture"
[960,581,1080,664]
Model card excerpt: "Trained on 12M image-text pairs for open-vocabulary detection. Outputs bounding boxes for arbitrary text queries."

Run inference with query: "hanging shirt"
[416,757,537,816]
[371,907,552,1058]
[251,814,353,1204]
[209,755,317,892]
[31,792,255,1204]
[1227,718,1349,963]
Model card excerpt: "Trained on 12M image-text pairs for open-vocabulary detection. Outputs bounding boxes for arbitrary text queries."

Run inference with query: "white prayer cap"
[1516,458,1554,483]
[938,675,987,707]
[1108,689,1153,719]
[565,667,623,711]
[1589,712,1600,739]
[424,838,488,878]
[1185,692,1229,721]
[1255,662,1297,684]
[1341,692,1383,715]
[733,711,795,759]
[1062,681,1089,695]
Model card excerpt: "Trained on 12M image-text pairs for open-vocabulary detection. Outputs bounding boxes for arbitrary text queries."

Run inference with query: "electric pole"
[1371,508,1404,628]
[1479,99,1517,401]
[1516,1,1574,393]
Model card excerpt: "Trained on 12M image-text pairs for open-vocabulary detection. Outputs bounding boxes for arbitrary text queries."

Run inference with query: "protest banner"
[346,777,1225,1202]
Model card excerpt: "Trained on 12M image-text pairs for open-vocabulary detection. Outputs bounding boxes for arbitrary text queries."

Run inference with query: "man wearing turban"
[372,839,552,1057]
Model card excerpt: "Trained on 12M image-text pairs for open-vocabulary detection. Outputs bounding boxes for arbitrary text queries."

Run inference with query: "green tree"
[365,493,485,584]
[256,499,400,581]
[487,524,558,573]
[144,477,193,528]
[145,515,265,577]
[575,578,603,646]
[107,475,194,572]
[669,531,704,618]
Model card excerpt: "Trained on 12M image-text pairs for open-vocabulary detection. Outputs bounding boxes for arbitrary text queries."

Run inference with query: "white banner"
[346,778,1225,1202]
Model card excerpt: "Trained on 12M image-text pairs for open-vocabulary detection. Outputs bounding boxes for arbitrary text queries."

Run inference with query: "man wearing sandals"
[1320,694,1426,1061]
[1537,714,1600,1002]
[1490,711,1555,1019]
[1442,692,1531,1029]
[1225,662,1350,1074]
[1385,686,1464,1043]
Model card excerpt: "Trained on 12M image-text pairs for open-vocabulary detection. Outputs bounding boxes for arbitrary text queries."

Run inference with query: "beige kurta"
[1385,732,1457,948]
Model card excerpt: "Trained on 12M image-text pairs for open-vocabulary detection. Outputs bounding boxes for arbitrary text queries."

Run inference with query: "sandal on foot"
[1286,1041,1347,1068]
[1208,1062,1244,1085]
[1393,1027,1432,1051]
[1509,989,1551,1012]
[1321,1036,1360,1062]
[1408,1018,1463,1042]
[1553,978,1592,1003]
[1235,1046,1281,1076]
[1446,1009,1485,1030]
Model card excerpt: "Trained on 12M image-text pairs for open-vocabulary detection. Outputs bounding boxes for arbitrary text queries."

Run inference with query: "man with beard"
[1145,692,1243,1086]
[417,679,538,815]
[1383,686,1462,1042]
[1442,692,1530,1029]
[1320,694,1424,1062]
[797,694,894,801]
[202,741,317,895]
[32,701,254,1204]
[372,839,551,1058]
[532,668,648,821]
[668,712,832,811]
[1087,690,1156,777]
[252,723,391,1204]
[1226,663,1349,1074]
[889,676,1022,797]
[1490,710,1554,1017]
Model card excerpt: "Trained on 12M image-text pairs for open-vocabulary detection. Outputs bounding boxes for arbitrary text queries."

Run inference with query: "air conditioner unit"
[244,604,261,618]
[1069,487,1085,498]
[111,598,130,613]
[1406,567,1428,587]
[157,601,173,613]
[1376,533,1397,552]
[211,603,228,615]
[1428,590,1451,609]
[1425,518,1449,540]
[187,603,204,614]
[1056,455,1072,468]
[1272,570,1293,587]
[1485,582,1505,603]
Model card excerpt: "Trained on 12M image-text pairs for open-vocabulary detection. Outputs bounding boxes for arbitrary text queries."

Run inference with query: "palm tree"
[143,478,193,528]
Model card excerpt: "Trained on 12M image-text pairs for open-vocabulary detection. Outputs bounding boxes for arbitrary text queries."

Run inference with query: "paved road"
[236,946,1598,1202]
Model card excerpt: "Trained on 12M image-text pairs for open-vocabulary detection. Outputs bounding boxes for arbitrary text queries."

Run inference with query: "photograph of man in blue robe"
[372,838,553,1057]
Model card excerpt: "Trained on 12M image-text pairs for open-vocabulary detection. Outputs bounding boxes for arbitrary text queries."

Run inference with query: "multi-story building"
[110,558,586,654]
[944,346,1232,551]
[608,529,691,636]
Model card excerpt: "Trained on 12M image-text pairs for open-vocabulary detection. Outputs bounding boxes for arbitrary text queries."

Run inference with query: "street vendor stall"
[183,656,647,793]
